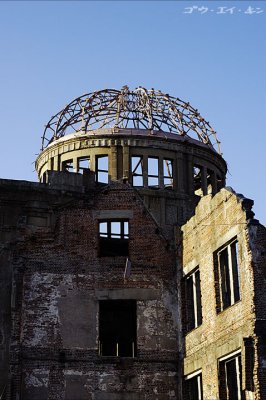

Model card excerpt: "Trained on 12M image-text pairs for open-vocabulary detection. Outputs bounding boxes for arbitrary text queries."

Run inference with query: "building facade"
[0,87,265,400]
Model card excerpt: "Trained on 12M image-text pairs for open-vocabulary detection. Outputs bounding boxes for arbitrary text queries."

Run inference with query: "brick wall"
[4,181,180,400]
[181,188,266,400]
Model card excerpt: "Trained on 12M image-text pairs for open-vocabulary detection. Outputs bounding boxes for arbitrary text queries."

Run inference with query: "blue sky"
[0,0,265,224]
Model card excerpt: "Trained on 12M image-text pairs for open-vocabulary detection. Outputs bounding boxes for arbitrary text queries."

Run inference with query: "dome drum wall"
[36,128,227,227]
[37,87,227,228]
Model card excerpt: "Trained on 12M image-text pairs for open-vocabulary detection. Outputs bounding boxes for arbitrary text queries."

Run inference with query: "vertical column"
[159,156,164,189]
[73,158,78,173]
[201,166,208,196]
[143,155,148,188]
[116,145,123,180]
[48,156,53,171]
[176,154,183,192]
[53,155,59,171]
[187,154,194,195]
[90,153,96,174]
[110,145,118,181]
[123,144,130,180]
[211,171,218,195]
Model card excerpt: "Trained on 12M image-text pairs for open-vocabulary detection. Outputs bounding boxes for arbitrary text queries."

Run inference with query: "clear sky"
[0,0,265,224]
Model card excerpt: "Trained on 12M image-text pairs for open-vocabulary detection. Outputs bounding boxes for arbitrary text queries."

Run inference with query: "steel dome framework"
[42,86,221,153]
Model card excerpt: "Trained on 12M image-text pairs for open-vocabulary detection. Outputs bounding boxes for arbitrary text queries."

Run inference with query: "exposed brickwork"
[181,188,266,400]
[1,179,180,400]
[1,176,265,399]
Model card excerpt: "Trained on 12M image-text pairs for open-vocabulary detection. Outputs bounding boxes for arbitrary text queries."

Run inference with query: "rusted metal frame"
[41,87,221,154]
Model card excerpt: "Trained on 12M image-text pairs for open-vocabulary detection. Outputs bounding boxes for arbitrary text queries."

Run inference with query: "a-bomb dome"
[42,86,221,153]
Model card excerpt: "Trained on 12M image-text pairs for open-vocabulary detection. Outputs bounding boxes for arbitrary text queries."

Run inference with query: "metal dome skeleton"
[42,86,221,153]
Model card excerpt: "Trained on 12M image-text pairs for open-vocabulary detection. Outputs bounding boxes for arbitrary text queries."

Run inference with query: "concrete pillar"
[187,155,194,195]
[90,154,96,174]
[53,155,59,171]
[176,154,183,192]
[110,145,118,181]
[211,171,218,195]
[201,166,208,196]
[122,144,129,180]
[159,156,164,189]
[143,156,148,188]
[73,158,78,173]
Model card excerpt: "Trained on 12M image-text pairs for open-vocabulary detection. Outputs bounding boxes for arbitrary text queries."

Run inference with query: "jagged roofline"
[41,86,221,153]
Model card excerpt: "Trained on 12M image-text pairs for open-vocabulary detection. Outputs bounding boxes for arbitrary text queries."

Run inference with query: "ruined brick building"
[0,87,265,400]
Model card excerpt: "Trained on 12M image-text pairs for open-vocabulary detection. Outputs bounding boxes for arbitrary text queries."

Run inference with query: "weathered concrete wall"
[1,179,180,400]
[181,188,266,400]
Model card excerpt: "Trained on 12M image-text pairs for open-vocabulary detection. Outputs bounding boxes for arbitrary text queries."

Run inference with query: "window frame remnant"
[99,300,137,357]
[78,156,90,174]
[215,238,240,312]
[62,159,74,172]
[131,156,144,187]
[99,220,129,257]
[193,165,203,196]
[163,159,173,188]
[219,351,242,400]
[147,157,159,187]
[96,155,108,184]
[185,267,202,332]
[184,371,203,400]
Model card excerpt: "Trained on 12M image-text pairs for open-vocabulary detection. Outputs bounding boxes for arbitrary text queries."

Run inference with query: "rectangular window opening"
[99,220,129,257]
[96,155,108,184]
[185,268,202,332]
[216,239,240,312]
[99,300,137,357]
[62,159,74,172]
[148,157,159,187]
[78,157,90,174]
[163,159,173,188]
[193,165,203,196]
[185,372,203,400]
[219,353,242,400]
[131,156,143,187]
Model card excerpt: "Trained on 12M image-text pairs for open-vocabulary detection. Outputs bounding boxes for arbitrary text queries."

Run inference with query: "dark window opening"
[148,157,159,187]
[219,354,242,400]
[62,159,74,172]
[185,268,202,332]
[78,157,90,174]
[193,165,203,196]
[96,155,108,184]
[99,220,129,256]
[131,156,143,187]
[216,239,240,311]
[163,159,173,188]
[184,373,203,400]
[99,300,137,357]
[42,173,47,184]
